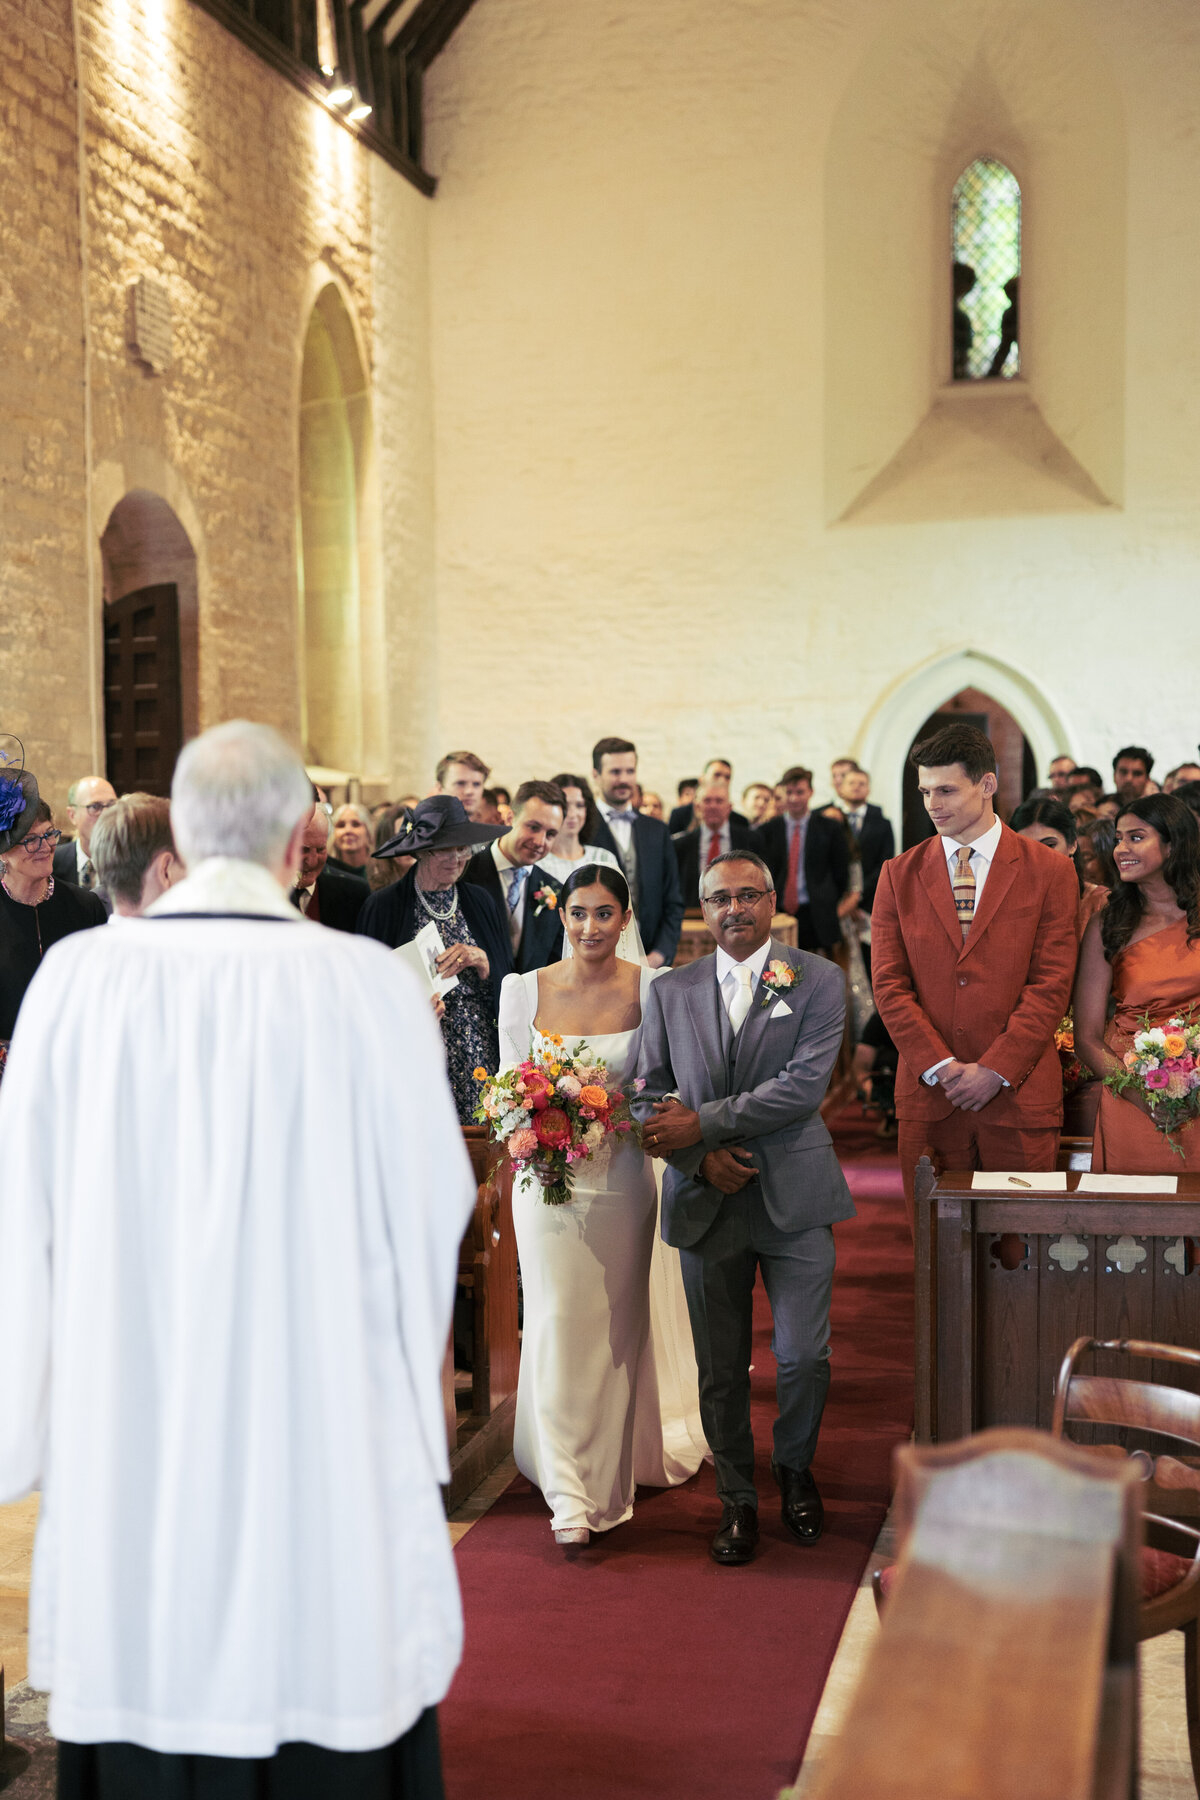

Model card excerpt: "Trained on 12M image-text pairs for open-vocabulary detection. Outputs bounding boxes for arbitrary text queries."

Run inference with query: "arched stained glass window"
[952,158,1020,381]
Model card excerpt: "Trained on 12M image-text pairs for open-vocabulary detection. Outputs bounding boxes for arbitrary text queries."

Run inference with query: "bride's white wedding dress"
[498,964,707,1534]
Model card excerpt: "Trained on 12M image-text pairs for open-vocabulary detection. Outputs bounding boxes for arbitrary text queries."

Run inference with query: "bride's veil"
[559,862,649,968]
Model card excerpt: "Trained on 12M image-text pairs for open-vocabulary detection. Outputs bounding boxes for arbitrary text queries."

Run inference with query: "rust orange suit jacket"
[871,824,1080,1126]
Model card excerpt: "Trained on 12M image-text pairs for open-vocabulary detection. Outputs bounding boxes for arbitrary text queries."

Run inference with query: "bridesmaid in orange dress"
[1010,797,1109,940]
[1074,793,1200,1173]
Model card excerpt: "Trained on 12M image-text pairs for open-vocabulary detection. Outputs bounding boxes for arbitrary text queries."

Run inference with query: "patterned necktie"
[953,845,976,940]
[707,831,721,865]
[507,866,530,913]
[81,858,95,890]
[784,822,802,913]
[727,964,755,1035]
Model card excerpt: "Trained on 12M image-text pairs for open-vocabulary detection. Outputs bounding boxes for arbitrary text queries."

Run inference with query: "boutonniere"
[760,958,801,1009]
[532,882,559,917]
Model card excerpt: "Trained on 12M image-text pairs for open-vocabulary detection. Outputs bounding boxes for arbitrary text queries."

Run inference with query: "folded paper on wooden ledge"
[970,1171,1068,1192]
[1074,1173,1179,1195]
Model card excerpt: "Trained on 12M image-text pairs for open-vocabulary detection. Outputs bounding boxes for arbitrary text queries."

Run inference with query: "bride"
[498,863,705,1547]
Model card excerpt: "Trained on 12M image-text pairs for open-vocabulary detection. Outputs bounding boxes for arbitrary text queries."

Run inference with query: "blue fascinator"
[0,737,40,854]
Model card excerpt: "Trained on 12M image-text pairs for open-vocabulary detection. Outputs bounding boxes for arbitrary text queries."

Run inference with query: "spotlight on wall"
[327,83,354,107]
[319,60,335,76]
[348,100,372,122]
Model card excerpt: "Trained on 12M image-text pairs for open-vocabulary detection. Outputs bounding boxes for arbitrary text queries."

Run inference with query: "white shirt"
[939,815,1003,910]
[0,857,473,1755]
[597,797,636,860]
[923,816,1007,1085]
[715,936,774,1021]
[698,819,732,861]
[491,837,530,948]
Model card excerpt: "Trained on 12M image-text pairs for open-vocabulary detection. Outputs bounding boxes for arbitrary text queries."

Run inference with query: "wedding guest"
[828,757,859,801]
[1070,782,1104,816]
[89,793,183,919]
[436,750,490,822]
[673,777,758,911]
[1068,766,1105,797]
[463,780,566,974]
[756,766,849,953]
[53,775,117,913]
[1165,763,1200,794]
[675,778,699,824]
[1095,793,1122,820]
[669,760,743,834]
[1175,781,1200,821]
[742,782,775,827]
[590,738,685,967]
[1074,793,1200,1173]
[639,790,665,821]
[366,805,413,892]
[0,720,472,1795]
[327,803,374,878]
[477,790,506,826]
[1047,755,1076,792]
[872,724,1078,1226]
[358,797,511,1121]
[1077,815,1118,889]
[485,786,514,827]
[290,803,368,931]
[1,781,106,1072]
[834,767,894,918]
[1010,795,1107,940]
[498,864,705,1547]
[540,773,623,888]
[1112,746,1154,803]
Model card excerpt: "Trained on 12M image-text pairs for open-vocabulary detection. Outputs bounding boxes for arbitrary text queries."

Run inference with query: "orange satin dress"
[1092,920,1200,1173]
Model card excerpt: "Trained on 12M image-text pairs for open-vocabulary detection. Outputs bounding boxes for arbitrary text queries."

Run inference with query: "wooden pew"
[444,1128,520,1511]
[916,1161,1200,1444]
[808,1429,1140,1800]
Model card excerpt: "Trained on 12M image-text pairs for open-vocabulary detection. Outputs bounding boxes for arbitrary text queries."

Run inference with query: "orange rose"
[579,1085,609,1111]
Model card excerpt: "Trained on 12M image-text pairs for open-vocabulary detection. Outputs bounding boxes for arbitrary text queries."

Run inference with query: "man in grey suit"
[637,850,853,1565]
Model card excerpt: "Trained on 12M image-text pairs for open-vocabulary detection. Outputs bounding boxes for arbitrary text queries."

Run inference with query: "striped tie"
[953,845,975,940]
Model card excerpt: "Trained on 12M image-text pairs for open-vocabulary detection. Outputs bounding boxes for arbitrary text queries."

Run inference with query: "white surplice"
[499,965,706,1534]
[0,857,474,1757]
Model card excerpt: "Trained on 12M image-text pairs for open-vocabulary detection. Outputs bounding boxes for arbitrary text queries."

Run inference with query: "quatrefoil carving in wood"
[1048,1234,1088,1273]
[1105,1235,1147,1275]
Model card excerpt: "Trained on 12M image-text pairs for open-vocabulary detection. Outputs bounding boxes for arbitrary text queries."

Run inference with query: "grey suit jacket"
[634,940,854,1247]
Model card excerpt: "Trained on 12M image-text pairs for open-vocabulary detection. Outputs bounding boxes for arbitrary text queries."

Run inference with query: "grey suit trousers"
[678,1186,834,1509]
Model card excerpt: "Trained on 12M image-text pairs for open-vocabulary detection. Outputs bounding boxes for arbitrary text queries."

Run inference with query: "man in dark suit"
[291,804,368,932]
[588,737,685,966]
[673,778,760,911]
[757,765,849,953]
[53,775,117,914]
[462,779,565,974]
[668,759,749,836]
[834,769,895,916]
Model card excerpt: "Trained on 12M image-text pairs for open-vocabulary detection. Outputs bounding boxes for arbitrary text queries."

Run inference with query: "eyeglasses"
[702,888,772,909]
[18,828,63,853]
[79,801,114,817]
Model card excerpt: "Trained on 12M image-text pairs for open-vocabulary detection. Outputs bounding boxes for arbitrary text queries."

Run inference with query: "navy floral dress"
[425,889,500,1123]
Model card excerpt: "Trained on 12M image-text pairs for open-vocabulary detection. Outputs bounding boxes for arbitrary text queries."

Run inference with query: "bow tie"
[607,810,639,825]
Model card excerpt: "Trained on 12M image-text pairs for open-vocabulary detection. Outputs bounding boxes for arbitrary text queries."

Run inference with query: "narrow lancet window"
[952,158,1020,380]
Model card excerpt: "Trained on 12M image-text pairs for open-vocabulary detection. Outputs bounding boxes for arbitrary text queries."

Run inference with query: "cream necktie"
[727,963,755,1035]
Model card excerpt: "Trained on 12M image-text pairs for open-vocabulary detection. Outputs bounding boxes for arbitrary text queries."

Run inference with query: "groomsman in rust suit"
[871,723,1078,1230]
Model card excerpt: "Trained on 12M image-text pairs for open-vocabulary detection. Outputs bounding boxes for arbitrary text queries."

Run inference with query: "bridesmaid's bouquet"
[474,1035,640,1206]
[1105,1010,1200,1157]
[1055,1012,1087,1091]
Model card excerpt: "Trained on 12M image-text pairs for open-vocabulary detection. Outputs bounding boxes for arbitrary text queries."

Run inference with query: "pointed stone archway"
[856,649,1073,848]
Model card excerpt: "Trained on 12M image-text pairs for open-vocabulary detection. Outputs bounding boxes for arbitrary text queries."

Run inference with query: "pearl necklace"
[415,882,459,924]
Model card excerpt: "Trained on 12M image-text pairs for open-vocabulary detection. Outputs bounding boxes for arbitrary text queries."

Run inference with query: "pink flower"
[533,1107,572,1150]
[556,1074,582,1099]
[507,1128,538,1159]
[1145,1068,1171,1090]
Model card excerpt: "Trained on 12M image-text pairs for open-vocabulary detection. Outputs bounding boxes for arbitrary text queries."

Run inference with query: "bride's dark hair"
[561,863,631,912]
[1100,793,1200,962]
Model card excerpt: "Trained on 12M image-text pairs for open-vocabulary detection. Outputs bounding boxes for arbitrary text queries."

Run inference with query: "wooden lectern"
[916,1159,1200,1443]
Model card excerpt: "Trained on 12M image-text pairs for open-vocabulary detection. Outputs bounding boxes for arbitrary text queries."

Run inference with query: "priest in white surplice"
[0,721,474,1799]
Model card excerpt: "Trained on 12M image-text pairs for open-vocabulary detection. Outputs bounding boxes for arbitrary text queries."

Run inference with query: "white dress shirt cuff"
[923,1057,953,1085]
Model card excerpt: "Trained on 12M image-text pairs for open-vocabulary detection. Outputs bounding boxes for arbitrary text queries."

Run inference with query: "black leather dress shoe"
[710,1503,759,1565]
[773,1462,823,1544]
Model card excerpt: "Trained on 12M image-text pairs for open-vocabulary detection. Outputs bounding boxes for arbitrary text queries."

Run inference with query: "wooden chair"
[1051,1335,1200,1795]
[829,1429,1140,1799]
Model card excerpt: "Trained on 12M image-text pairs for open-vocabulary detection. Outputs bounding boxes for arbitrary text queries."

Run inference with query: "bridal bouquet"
[474,1035,640,1205]
[1105,1010,1200,1157]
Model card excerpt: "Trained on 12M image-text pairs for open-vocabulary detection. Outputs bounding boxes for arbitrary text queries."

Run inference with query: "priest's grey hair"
[172,721,313,869]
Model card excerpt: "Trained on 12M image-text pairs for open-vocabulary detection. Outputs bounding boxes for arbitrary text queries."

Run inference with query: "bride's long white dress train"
[498,965,707,1534]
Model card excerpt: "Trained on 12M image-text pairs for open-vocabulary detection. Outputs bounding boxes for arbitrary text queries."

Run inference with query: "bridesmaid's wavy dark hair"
[560,863,631,912]
[1008,796,1083,894]
[1100,793,1200,962]
[551,772,600,846]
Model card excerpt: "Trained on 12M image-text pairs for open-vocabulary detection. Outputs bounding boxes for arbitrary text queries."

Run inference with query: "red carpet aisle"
[440,1111,913,1800]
